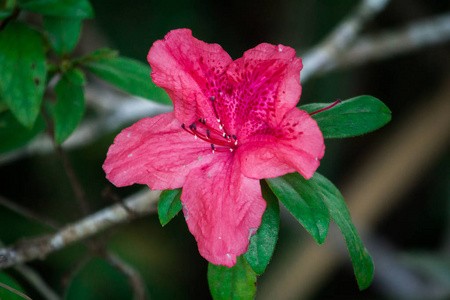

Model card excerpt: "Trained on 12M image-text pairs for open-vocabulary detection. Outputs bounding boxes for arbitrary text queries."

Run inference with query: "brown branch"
[0,189,160,270]
[105,252,148,300]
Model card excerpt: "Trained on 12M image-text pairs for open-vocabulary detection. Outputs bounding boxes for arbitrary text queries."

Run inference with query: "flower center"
[181,119,238,153]
[181,94,238,153]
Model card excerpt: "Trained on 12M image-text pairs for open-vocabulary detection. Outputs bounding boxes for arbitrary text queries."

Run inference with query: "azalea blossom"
[103,29,325,267]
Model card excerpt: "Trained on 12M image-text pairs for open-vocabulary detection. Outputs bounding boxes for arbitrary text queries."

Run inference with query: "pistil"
[309,99,341,116]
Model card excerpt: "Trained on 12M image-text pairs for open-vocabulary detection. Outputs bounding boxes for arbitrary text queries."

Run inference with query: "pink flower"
[103,29,324,267]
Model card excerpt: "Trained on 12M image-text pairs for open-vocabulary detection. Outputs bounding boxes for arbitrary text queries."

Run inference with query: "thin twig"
[61,254,91,289]
[0,195,61,230]
[14,264,61,300]
[0,281,32,300]
[105,252,148,300]
[55,145,91,215]
[301,0,391,81]
[0,189,159,270]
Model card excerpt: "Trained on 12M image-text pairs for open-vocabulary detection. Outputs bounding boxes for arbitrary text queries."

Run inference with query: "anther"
[198,118,203,123]
[232,135,237,140]
[223,133,226,138]
[209,96,216,101]
[206,129,210,138]
[211,144,215,150]
[189,123,197,130]
[181,123,185,129]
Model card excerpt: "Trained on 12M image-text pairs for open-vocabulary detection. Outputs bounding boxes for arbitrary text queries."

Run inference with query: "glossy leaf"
[0,271,28,300]
[0,111,45,154]
[311,172,374,290]
[0,22,46,128]
[84,57,172,105]
[18,0,94,18]
[266,173,330,244]
[53,68,86,145]
[245,180,280,275]
[208,256,257,300]
[299,95,391,138]
[43,16,82,55]
[158,188,182,226]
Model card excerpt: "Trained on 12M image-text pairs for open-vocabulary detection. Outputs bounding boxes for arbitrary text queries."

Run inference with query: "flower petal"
[181,154,266,267]
[147,29,232,126]
[103,112,215,190]
[214,43,302,139]
[238,108,324,180]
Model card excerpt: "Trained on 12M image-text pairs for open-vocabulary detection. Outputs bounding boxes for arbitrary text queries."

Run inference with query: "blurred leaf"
[43,16,82,55]
[64,258,132,300]
[311,172,374,290]
[0,272,28,300]
[18,0,93,18]
[0,111,45,154]
[84,57,172,105]
[245,180,280,275]
[266,172,330,244]
[52,68,85,145]
[158,188,182,226]
[0,10,12,19]
[299,95,391,138]
[208,256,256,300]
[0,21,46,128]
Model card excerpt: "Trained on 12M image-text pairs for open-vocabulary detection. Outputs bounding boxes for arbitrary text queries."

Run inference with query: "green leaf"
[0,111,45,154]
[65,257,136,300]
[266,173,330,244]
[311,173,374,290]
[158,188,182,226]
[18,0,93,18]
[43,16,82,55]
[52,68,85,145]
[84,57,172,105]
[0,271,28,300]
[245,180,280,275]
[74,48,119,64]
[299,95,391,138]
[208,256,257,300]
[0,22,46,128]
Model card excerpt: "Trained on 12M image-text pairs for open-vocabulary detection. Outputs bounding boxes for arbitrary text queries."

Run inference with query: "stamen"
[209,96,216,101]
[232,135,237,140]
[309,99,342,116]
[206,129,210,138]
